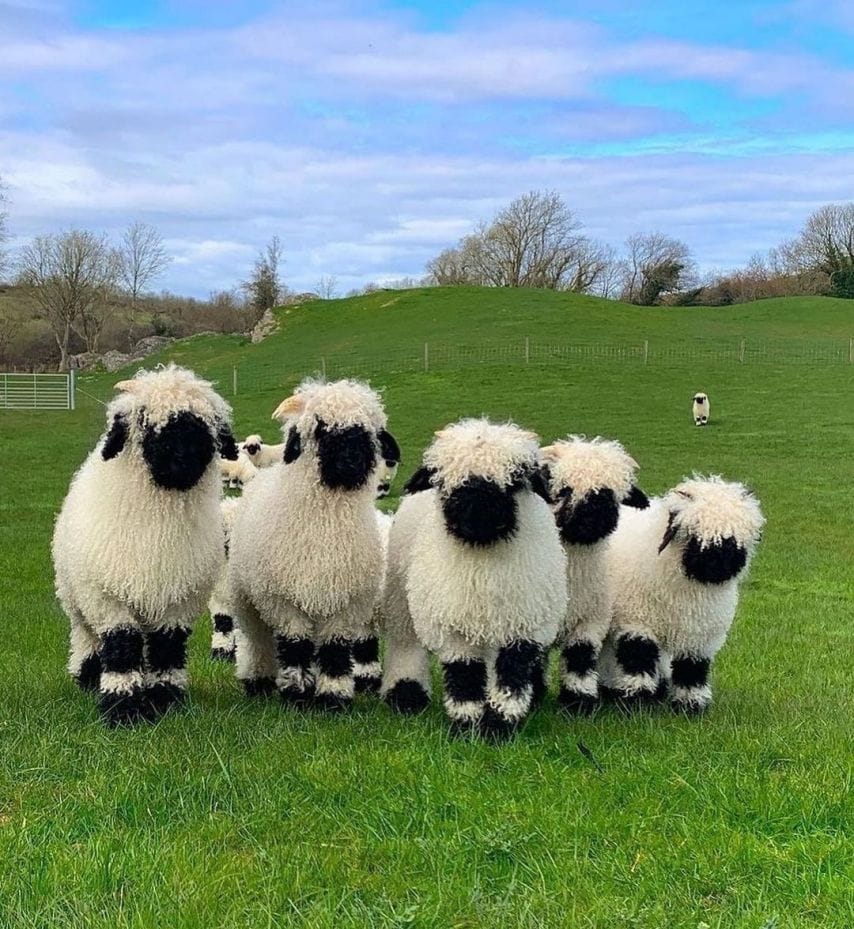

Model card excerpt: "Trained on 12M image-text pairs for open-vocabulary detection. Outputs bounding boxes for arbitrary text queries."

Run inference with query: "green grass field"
[1,288,852,928]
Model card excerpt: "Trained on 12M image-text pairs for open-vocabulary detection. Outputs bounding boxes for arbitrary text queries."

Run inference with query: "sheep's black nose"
[682,536,747,584]
[316,420,376,490]
[142,411,215,491]
[556,488,619,545]
[442,477,518,546]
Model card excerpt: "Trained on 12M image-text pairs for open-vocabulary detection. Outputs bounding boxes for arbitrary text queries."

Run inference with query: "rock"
[251,309,278,344]
[132,335,174,356]
[102,350,134,372]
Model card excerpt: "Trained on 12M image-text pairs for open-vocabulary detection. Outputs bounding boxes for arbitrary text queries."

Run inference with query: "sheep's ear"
[113,379,138,393]
[283,425,302,463]
[272,394,305,421]
[102,414,128,460]
[378,429,401,466]
[217,423,239,461]
[403,466,436,495]
[529,464,552,503]
[623,485,650,509]
[658,512,678,553]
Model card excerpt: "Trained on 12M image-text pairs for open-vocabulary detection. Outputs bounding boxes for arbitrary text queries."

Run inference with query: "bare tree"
[118,222,170,345]
[621,232,695,305]
[315,275,339,299]
[779,203,854,297]
[0,313,19,362]
[18,230,118,370]
[243,235,285,318]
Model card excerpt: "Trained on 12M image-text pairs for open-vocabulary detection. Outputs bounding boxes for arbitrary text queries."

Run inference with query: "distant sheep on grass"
[53,364,237,726]
[692,392,710,426]
[241,434,285,468]
[209,495,241,662]
[600,475,764,713]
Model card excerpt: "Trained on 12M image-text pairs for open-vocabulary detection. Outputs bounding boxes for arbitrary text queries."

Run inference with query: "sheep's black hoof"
[478,705,519,743]
[354,674,381,695]
[145,682,186,718]
[531,668,548,708]
[557,687,598,716]
[384,679,430,715]
[99,688,148,727]
[210,648,236,663]
[74,653,102,692]
[312,692,352,713]
[243,677,277,697]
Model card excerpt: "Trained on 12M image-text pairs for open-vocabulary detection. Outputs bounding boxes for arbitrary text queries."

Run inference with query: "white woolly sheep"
[376,460,399,498]
[209,495,241,661]
[692,392,710,426]
[52,364,238,726]
[599,475,764,713]
[219,450,258,488]
[381,419,567,740]
[539,436,648,714]
[228,378,401,711]
[241,433,286,468]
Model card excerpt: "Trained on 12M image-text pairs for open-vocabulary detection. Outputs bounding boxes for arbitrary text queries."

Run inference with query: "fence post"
[232,366,238,396]
[321,357,327,379]
[739,339,746,364]
[69,369,76,410]
[643,339,649,365]
[849,337,853,364]
[525,337,530,364]
[424,342,429,372]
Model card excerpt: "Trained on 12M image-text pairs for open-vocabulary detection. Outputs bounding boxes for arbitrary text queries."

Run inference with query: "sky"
[2,0,854,297]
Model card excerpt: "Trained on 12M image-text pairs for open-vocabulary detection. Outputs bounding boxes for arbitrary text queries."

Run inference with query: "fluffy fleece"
[241,434,285,468]
[600,475,764,713]
[208,495,241,661]
[228,378,396,710]
[53,364,236,725]
[540,436,646,713]
[382,419,567,739]
[692,392,710,426]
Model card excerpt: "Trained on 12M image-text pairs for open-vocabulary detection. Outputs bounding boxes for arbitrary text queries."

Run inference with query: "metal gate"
[0,371,76,410]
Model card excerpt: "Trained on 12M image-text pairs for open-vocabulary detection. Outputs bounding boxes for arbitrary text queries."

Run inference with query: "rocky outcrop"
[69,335,176,372]
[251,309,278,344]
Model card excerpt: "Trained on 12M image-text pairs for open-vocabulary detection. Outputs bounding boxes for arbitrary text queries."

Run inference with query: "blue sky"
[2,0,854,295]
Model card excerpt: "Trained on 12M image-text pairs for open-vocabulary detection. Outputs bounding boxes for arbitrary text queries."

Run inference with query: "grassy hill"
[1,287,852,928]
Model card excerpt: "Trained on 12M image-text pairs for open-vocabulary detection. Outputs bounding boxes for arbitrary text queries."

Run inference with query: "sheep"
[599,475,764,714]
[219,450,258,488]
[539,436,649,714]
[228,378,401,711]
[241,433,286,468]
[209,496,241,661]
[52,364,238,726]
[381,419,567,740]
[376,459,399,498]
[692,392,710,426]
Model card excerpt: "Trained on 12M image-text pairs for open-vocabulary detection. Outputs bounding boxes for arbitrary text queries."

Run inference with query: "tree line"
[425,190,854,305]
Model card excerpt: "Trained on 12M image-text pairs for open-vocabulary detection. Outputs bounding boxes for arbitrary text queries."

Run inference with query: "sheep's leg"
[352,636,382,695]
[557,638,600,715]
[481,640,542,741]
[313,635,356,711]
[382,633,431,714]
[68,612,101,692]
[210,613,236,662]
[439,642,487,738]
[606,630,662,709]
[669,652,712,714]
[97,621,147,726]
[530,649,548,708]
[275,631,316,707]
[234,602,277,697]
[144,622,191,717]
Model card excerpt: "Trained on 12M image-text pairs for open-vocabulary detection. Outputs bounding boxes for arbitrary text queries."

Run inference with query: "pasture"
[0,287,851,928]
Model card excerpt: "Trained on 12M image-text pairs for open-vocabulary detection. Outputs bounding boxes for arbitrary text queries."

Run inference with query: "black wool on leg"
[557,640,599,715]
[275,635,315,706]
[98,626,146,726]
[145,625,190,717]
[442,658,487,737]
[481,640,541,741]
[75,652,102,692]
[607,632,661,711]
[313,638,355,712]
[211,613,236,662]
[669,653,711,715]
[352,636,382,694]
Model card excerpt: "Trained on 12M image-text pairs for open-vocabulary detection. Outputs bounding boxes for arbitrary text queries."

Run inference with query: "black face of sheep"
[681,536,747,584]
[315,419,377,491]
[142,411,218,491]
[244,441,260,455]
[442,476,520,546]
[555,487,620,545]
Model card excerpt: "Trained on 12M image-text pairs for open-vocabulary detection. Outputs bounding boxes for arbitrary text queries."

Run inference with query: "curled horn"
[114,379,138,393]
[272,394,305,422]
[658,512,679,554]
